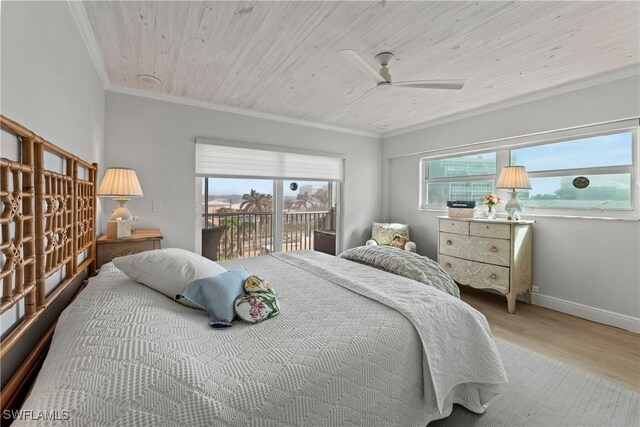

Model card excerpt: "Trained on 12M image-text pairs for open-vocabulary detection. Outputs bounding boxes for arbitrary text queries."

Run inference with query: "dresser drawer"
[470,222,511,240]
[439,232,511,267]
[439,219,469,235]
[439,254,510,294]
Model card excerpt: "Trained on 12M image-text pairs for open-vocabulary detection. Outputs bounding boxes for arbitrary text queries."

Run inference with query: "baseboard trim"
[531,293,640,334]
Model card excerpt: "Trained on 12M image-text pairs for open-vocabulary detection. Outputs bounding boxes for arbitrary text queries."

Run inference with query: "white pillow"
[112,248,227,303]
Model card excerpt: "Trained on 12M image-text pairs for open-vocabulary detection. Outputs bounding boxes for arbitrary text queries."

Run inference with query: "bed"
[16,248,507,426]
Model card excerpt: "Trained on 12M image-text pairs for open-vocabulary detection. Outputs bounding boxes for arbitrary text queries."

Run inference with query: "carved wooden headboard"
[0,115,97,410]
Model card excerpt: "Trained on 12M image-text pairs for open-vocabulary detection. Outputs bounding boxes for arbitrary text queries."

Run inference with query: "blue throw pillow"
[177,267,249,328]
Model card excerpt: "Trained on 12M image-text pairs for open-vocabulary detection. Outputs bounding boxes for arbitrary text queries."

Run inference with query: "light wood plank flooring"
[460,287,640,393]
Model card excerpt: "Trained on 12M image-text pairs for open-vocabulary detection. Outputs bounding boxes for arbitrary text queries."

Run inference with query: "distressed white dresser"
[437,217,534,313]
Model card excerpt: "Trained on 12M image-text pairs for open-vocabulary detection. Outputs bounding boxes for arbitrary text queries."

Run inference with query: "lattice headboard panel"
[0,115,97,358]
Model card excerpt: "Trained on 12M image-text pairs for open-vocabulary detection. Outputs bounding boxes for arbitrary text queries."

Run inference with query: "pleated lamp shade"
[496,166,531,190]
[97,168,144,198]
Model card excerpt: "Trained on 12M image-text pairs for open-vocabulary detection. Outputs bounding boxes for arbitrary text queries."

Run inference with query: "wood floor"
[460,287,640,393]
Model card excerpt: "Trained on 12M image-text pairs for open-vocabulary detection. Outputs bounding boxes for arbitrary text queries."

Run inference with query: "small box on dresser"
[97,229,163,269]
[437,217,534,313]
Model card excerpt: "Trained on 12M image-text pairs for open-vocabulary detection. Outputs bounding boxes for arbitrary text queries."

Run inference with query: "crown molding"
[67,1,109,89]
[381,65,640,139]
[106,85,380,139]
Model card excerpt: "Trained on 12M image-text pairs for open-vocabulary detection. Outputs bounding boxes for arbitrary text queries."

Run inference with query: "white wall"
[104,92,382,251]
[382,76,640,331]
[1,1,105,186]
[0,0,106,387]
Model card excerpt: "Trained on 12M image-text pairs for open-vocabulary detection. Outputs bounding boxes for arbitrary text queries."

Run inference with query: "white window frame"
[419,150,498,209]
[420,119,640,220]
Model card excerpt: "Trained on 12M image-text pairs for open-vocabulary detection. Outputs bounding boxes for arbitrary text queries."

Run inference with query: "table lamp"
[97,167,143,223]
[496,166,531,220]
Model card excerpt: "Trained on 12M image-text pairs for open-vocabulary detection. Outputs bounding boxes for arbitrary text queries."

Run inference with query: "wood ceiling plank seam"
[138,2,157,86]
[214,1,340,106]
[152,2,176,94]
[157,2,190,95]
[209,2,294,105]
[182,3,237,99]
[189,2,242,100]
[122,1,147,86]
[230,4,321,110]
[387,2,548,80]
[175,2,221,97]
[88,2,130,86]
[205,1,267,101]
[171,2,215,97]
[247,2,387,117]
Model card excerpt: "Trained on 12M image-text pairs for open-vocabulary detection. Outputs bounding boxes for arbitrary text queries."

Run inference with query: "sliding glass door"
[281,180,337,254]
[201,178,340,260]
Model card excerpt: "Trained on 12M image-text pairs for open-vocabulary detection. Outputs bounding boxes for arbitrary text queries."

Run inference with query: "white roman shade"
[196,143,344,181]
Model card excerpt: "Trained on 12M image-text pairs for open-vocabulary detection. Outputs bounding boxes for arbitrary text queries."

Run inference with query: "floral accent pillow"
[234,276,281,324]
[390,234,408,249]
[372,222,410,246]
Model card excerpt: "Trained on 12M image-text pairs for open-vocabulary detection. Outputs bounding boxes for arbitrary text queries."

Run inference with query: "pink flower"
[249,297,266,321]
[482,194,502,206]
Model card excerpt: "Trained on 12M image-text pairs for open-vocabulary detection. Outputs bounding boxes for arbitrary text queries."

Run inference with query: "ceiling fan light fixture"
[136,74,162,85]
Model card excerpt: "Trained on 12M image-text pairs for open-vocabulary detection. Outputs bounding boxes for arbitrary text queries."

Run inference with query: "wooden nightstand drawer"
[439,219,470,235]
[97,229,162,269]
[99,241,156,262]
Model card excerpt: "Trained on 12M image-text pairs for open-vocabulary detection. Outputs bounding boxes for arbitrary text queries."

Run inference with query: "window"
[195,140,344,258]
[423,152,497,205]
[511,132,634,210]
[421,121,639,219]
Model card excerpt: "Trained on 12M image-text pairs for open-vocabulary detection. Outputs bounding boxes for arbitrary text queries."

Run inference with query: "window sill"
[418,207,639,221]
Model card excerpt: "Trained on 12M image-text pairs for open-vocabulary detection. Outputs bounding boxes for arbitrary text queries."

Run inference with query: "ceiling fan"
[339,50,466,110]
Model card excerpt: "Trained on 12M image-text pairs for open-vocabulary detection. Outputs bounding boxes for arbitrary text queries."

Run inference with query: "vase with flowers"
[481,194,502,220]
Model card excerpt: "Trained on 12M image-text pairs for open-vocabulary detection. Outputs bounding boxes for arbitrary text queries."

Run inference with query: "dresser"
[437,217,534,313]
[97,229,163,269]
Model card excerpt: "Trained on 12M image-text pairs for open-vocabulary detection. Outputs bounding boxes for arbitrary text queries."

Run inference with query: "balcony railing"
[203,211,332,259]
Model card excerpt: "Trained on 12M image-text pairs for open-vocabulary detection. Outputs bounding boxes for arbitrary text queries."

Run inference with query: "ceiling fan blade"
[339,49,385,84]
[392,79,466,90]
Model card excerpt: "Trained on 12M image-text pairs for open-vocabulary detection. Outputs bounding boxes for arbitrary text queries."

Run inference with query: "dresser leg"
[526,290,532,305]
[506,292,517,314]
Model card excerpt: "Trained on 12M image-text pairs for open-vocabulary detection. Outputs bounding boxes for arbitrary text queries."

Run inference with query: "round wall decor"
[572,176,590,189]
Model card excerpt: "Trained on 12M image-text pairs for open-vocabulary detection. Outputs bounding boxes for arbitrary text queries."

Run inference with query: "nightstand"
[314,230,336,255]
[437,217,534,314]
[97,229,163,269]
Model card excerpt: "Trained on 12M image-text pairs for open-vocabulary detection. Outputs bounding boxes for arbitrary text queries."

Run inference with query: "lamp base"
[109,197,134,221]
[505,189,524,220]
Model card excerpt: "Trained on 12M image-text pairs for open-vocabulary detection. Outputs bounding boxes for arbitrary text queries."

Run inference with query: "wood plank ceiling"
[84,1,639,134]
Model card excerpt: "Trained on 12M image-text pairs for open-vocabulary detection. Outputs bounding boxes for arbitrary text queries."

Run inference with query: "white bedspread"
[18,251,506,426]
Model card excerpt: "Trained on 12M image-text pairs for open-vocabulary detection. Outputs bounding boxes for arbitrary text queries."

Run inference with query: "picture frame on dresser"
[437,216,534,313]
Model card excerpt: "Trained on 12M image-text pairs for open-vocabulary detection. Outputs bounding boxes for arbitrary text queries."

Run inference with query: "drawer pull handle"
[446,240,452,245]
[445,262,452,268]
[489,246,498,252]
[490,273,497,279]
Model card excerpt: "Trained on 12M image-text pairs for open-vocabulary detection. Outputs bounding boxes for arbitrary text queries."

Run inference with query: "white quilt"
[18,251,507,426]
